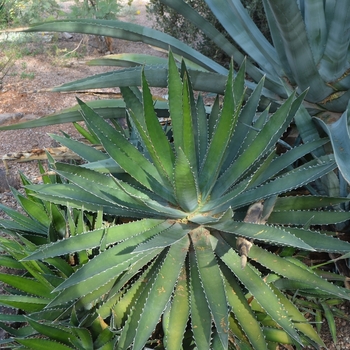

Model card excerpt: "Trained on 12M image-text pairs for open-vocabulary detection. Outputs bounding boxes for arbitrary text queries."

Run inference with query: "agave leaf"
[73,121,101,145]
[52,162,161,215]
[75,278,118,313]
[303,0,327,63]
[133,222,191,253]
[314,109,350,184]
[92,331,116,350]
[0,203,47,235]
[71,328,94,350]
[49,66,229,96]
[268,0,332,102]
[117,257,160,350]
[0,273,53,298]
[220,263,267,350]
[174,148,199,212]
[247,138,329,189]
[0,322,35,338]
[50,225,164,292]
[191,227,229,349]
[77,99,175,203]
[206,0,278,74]
[199,61,238,198]
[45,257,75,279]
[87,53,169,67]
[0,99,130,130]
[249,245,350,300]
[50,134,109,163]
[189,247,212,349]
[221,75,265,172]
[26,183,139,217]
[268,210,350,226]
[24,19,226,74]
[23,219,167,261]
[208,95,220,141]
[211,232,302,345]
[16,338,74,350]
[318,2,350,80]
[168,50,184,154]
[262,328,294,346]
[270,284,325,347]
[48,204,67,241]
[211,220,313,250]
[133,235,190,350]
[196,94,209,165]
[163,266,190,350]
[114,178,185,218]
[122,70,175,181]
[321,300,338,344]
[0,314,26,323]
[260,0,293,84]
[223,159,337,211]
[280,226,350,253]
[318,89,350,113]
[0,255,23,269]
[274,195,350,210]
[48,253,140,308]
[99,252,161,323]
[0,295,48,312]
[81,158,125,173]
[25,317,84,349]
[210,90,303,199]
[140,69,175,177]
[181,70,198,170]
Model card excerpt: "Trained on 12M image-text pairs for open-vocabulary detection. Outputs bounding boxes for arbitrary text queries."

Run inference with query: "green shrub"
[67,0,123,20]
[0,0,61,27]
[1,54,350,349]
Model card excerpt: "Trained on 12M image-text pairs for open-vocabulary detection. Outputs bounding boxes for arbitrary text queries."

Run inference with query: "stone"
[0,113,24,125]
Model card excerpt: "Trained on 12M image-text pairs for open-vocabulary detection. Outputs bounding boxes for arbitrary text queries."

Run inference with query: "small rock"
[20,114,39,122]
[0,168,20,192]
[0,113,24,125]
[62,32,73,39]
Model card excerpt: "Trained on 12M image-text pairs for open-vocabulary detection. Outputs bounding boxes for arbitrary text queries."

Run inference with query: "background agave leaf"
[22,19,227,74]
[266,0,332,101]
[314,107,350,183]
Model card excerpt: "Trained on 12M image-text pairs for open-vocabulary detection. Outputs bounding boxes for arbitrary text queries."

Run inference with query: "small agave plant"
[2,53,350,349]
[0,162,118,349]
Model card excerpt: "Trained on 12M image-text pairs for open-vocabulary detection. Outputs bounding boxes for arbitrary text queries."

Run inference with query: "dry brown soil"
[0,1,349,349]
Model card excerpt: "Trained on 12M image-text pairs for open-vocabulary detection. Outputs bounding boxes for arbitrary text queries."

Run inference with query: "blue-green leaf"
[314,109,350,185]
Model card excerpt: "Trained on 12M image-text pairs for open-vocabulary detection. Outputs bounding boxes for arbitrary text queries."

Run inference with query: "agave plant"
[2,53,350,349]
[0,161,118,349]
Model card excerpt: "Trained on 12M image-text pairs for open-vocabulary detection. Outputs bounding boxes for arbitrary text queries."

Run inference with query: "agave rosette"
[8,54,349,349]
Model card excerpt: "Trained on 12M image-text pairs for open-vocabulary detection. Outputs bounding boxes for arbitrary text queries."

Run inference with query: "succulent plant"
[0,161,117,349]
[2,53,350,349]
